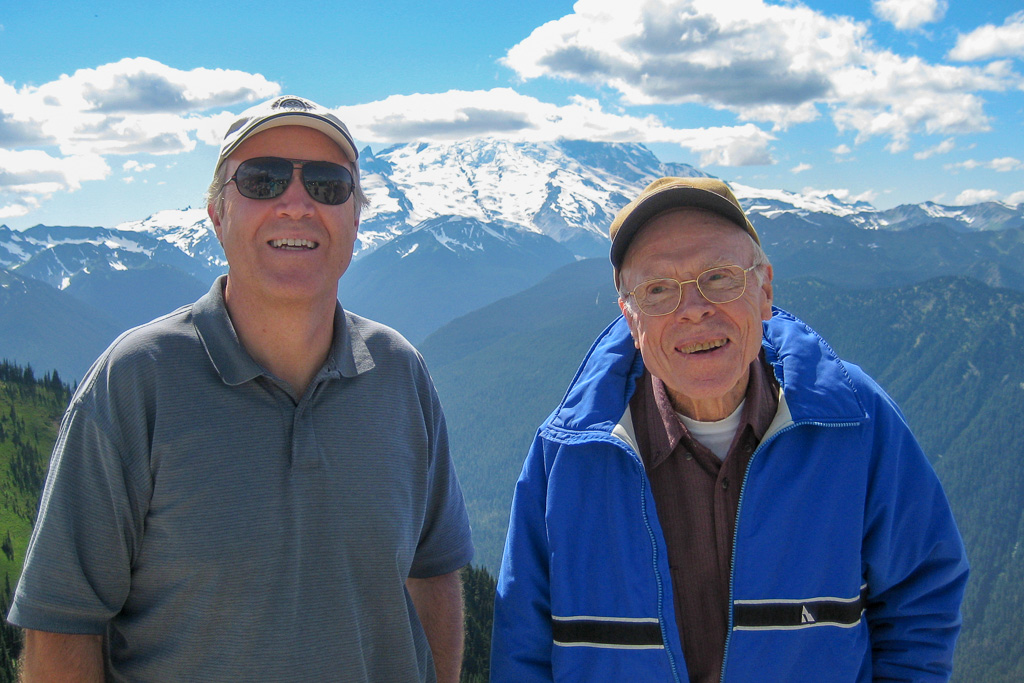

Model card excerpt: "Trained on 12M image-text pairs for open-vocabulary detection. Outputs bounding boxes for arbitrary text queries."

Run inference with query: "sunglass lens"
[234,157,294,200]
[302,162,353,205]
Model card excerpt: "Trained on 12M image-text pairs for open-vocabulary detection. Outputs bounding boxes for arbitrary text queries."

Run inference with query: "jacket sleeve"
[861,387,969,681]
[491,435,555,683]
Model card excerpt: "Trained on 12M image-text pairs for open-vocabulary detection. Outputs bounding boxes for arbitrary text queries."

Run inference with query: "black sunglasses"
[227,156,354,206]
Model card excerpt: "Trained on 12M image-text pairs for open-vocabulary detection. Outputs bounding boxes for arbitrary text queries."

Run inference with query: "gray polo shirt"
[9,277,474,681]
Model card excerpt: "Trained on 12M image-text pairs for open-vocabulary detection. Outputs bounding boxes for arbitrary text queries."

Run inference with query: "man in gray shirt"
[8,95,474,682]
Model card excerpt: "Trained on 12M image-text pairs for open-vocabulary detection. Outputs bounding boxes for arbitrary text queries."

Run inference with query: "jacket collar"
[549,307,867,437]
[762,307,867,426]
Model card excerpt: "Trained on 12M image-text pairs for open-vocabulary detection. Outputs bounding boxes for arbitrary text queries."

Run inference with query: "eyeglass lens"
[635,266,749,314]
[231,157,354,205]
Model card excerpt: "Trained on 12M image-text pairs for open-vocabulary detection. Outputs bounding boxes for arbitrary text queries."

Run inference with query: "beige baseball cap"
[609,176,759,284]
[215,95,358,171]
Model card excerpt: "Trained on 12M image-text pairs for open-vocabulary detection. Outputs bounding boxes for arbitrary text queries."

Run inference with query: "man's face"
[618,208,773,421]
[208,125,358,308]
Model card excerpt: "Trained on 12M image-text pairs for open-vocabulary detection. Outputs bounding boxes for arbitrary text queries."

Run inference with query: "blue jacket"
[492,309,968,682]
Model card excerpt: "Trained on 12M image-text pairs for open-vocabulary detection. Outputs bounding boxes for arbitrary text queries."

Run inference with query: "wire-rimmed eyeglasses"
[624,264,759,316]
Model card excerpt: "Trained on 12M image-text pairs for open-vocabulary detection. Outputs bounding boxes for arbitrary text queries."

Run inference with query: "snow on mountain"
[356,139,707,258]
[1,139,1021,281]
[733,183,872,218]
[114,208,226,269]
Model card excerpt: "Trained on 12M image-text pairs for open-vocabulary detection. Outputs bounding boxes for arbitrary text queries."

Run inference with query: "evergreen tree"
[461,565,497,683]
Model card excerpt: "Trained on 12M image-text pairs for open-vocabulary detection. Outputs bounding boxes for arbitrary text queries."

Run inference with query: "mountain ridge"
[1,138,1023,377]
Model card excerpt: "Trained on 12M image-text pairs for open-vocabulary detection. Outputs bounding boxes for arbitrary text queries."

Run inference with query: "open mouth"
[269,238,318,250]
[678,338,728,355]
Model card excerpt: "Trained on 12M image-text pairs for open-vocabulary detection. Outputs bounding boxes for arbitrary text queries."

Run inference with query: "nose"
[274,166,315,218]
[674,280,715,322]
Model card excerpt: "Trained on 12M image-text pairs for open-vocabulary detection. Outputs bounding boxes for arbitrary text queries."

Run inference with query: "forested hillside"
[775,276,1024,683]
[0,362,72,679]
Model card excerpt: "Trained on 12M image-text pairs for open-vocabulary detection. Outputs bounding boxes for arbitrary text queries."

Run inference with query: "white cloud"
[944,157,1023,172]
[1,59,279,158]
[0,202,33,219]
[953,188,999,205]
[791,163,812,174]
[336,89,776,166]
[503,0,1019,152]
[832,144,852,155]
[950,12,1024,62]
[872,0,946,31]
[0,149,110,193]
[914,138,955,159]
[123,160,157,172]
[1007,190,1024,206]
[0,59,279,218]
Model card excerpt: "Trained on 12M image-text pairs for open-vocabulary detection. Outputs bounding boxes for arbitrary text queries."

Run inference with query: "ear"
[618,298,641,349]
[207,202,223,242]
[759,263,774,321]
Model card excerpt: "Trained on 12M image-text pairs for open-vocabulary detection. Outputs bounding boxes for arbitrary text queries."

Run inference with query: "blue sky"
[1,0,1022,229]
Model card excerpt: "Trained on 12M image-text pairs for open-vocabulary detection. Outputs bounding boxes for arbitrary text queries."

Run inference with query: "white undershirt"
[678,399,746,461]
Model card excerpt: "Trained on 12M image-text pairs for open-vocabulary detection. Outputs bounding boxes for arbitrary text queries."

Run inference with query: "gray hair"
[205,159,370,219]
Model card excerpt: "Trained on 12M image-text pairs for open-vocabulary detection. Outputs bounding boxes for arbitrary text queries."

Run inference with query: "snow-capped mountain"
[2,138,1021,285]
[356,139,708,258]
[2,138,1023,379]
[0,209,223,292]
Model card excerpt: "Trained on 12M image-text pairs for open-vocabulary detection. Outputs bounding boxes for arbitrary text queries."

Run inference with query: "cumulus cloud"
[0,59,279,217]
[0,149,110,204]
[1007,190,1024,206]
[949,12,1024,62]
[336,89,776,166]
[791,163,812,174]
[953,188,1000,205]
[503,0,1019,152]
[914,138,955,159]
[123,160,156,172]
[2,58,279,158]
[944,157,1023,172]
[872,0,946,31]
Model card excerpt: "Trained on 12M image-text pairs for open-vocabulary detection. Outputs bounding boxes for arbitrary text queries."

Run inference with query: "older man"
[492,177,968,682]
[8,96,473,682]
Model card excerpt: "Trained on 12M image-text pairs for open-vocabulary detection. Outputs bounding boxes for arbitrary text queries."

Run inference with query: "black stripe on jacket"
[733,585,868,631]
[552,616,664,649]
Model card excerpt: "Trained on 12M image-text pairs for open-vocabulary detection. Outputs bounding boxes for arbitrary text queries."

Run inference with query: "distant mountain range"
[2,138,1023,381]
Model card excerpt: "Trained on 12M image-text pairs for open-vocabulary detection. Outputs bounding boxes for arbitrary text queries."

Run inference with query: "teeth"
[270,238,317,249]
[680,339,727,354]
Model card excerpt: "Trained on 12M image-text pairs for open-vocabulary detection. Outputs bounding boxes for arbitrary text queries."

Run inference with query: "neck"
[667,372,750,423]
[223,280,337,397]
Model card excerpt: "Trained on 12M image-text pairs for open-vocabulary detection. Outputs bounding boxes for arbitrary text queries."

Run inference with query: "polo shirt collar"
[193,276,375,386]
[333,308,375,378]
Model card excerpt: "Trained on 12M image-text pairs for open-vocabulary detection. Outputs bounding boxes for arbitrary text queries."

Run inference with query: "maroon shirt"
[629,352,779,683]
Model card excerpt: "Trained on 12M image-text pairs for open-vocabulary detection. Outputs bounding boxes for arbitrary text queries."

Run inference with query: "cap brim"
[610,186,754,269]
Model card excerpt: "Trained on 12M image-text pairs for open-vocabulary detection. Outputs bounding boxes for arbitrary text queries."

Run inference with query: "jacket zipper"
[719,419,862,683]
[607,433,684,683]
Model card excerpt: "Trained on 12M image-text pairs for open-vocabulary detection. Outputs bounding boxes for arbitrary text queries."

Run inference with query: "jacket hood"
[547,316,643,434]
[546,308,867,436]
[762,308,867,425]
